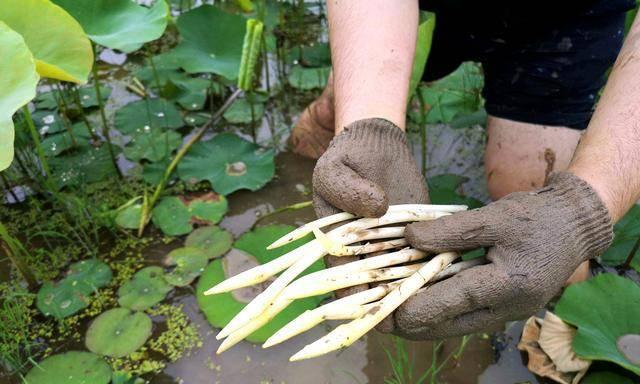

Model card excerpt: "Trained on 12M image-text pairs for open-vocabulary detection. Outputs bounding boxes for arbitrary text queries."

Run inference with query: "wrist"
[567,165,623,222]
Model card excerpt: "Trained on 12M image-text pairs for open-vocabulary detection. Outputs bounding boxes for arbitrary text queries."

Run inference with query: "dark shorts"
[420,0,635,129]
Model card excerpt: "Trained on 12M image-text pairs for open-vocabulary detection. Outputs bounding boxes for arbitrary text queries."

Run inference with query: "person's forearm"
[569,16,640,222]
[327,0,418,132]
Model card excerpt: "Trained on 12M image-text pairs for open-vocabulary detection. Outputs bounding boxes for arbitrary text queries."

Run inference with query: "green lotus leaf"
[134,65,210,111]
[24,351,111,384]
[142,160,170,185]
[30,110,65,135]
[409,11,435,93]
[115,204,142,230]
[0,22,39,172]
[427,174,484,209]
[185,226,233,260]
[86,308,152,358]
[223,98,265,124]
[164,247,209,287]
[188,193,228,224]
[42,122,94,157]
[36,259,112,319]
[582,371,636,384]
[0,0,93,83]
[287,66,331,90]
[184,112,211,127]
[602,204,640,271]
[52,0,169,53]
[123,129,182,163]
[151,196,192,236]
[114,98,183,135]
[49,145,121,188]
[287,43,331,67]
[164,5,245,79]
[555,273,640,375]
[178,133,275,195]
[35,86,112,110]
[196,225,326,342]
[118,266,173,311]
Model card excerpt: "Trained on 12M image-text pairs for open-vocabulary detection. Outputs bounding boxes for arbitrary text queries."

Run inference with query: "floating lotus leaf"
[35,86,112,110]
[134,65,210,111]
[118,266,173,311]
[151,194,228,236]
[42,122,94,157]
[184,112,211,127]
[582,371,636,384]
[49,145,121,188]
[24,351,111,384]
[114,99,183,135]
[196,225,325,342]
[287,43,331,67]
[287,66,331,90]
[115,204,142,230]
[602,204,640,271]
[178,133,275,195]
[36,259,112,319]
[53,0,169,53]
[185,226,233,260]
[123,129,182,163]
[555,273,640,375]
[31,110,65,135]
[223,99,265,124]
[86,308,152,357]
[164,247,209,286]
[0,22,38,172]
[0,0,93,83]
[142,160,170,185]
[164,5,245,79]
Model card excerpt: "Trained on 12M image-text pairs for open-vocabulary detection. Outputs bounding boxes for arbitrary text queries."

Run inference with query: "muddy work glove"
[313,118,430,298]
[391,172,612,340]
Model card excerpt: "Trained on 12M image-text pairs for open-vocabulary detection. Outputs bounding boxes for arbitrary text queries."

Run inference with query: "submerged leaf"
[555,273,640,375]
[0,0,93,83]
[86,308,152,358]
[53,0,169,53]
[0,22,39,171]
[196,225,325,342]
[25,351,111,384]
[163,5,246,79]
[178,133,275,195]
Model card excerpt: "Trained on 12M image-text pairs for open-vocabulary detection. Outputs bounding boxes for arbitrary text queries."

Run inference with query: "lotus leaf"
[164,5,246,79]
[35,86,112,110]
[184,112,211,127]
[164,247,209,286]
[427,174,484,209]
[49,145,121,188]
[223,99,265,124]
[30,110,65,135]
[114,99,183,135]
[185,226,233,260]
[582,371,636,384]
[36,259,112,319]
[178,133,275,195]
[0,22,39,172]
[142,160,170,185]
[196,225,326,342]
[52,0,169,53]
[85,308,152,357]
[134,65,210,111]
[118,266,173,311]
[42,122,94,157]
[409,12,435,93]
[152,193,228,236]
[602,204,640,271]
[555,273,640,375]
[288,43,331,67]
[24,351,111,384]
[287,66,331,90]
[115,204,142,230]
[0,0,93,83]
[123,129,182,162]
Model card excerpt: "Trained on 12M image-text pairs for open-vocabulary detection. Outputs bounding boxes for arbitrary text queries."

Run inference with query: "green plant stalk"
[22,106,52,182]
[0,222,37,288]
[137,88,243,236]
[621,236,640,270]
[91,44,122,178]
[146,50,163,96]
[416,90,429,176]
[52,83,79,147]
[69,85,99,141]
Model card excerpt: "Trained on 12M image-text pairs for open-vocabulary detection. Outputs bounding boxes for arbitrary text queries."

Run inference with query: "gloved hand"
[390,172,613,340]
[312,118,430,298]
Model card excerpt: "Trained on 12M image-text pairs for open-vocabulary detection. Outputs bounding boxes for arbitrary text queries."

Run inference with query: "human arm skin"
[327,0,418,132]
[569,15,640,223]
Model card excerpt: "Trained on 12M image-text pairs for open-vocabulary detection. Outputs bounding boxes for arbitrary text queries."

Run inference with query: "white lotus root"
[204,204,487,360]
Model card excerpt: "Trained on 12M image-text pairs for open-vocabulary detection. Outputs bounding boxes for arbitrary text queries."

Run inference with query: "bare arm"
[327,0,418,132]
[569,16,640,222]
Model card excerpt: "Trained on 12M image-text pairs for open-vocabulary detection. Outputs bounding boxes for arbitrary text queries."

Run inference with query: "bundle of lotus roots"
[204,204,485,361]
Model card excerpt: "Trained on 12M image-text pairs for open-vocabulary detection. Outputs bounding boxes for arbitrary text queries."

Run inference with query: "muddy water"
[151,152,538,384]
